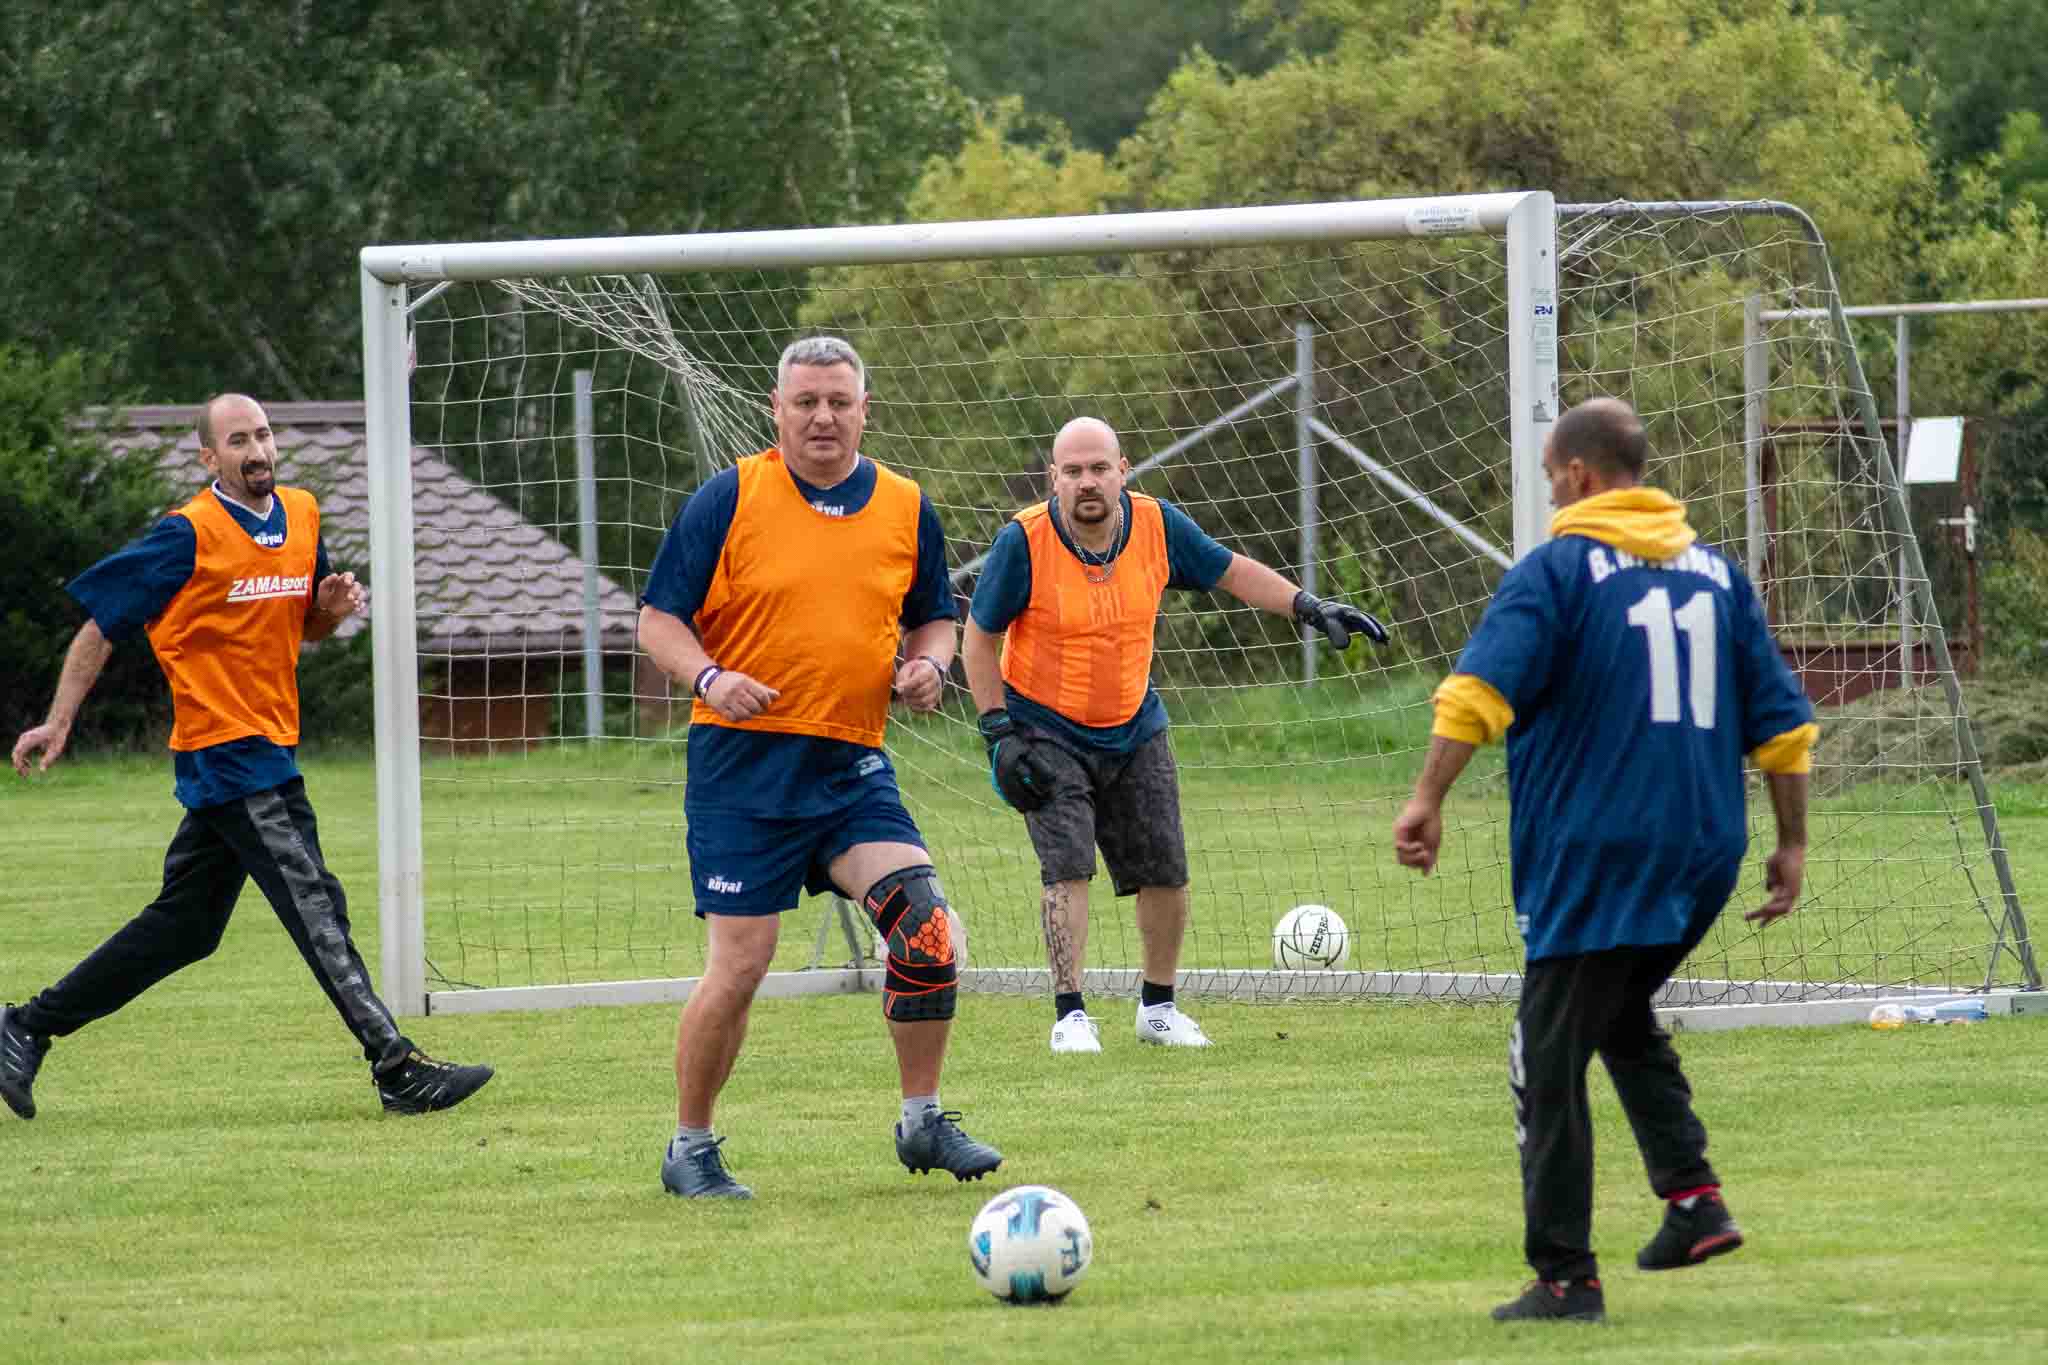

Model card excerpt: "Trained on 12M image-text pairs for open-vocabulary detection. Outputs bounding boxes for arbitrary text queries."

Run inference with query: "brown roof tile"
[103,403,643,657]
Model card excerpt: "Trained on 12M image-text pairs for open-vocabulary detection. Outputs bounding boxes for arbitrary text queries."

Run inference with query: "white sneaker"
[1049,1010,1103,1053]
[1136,1002,1212,1047]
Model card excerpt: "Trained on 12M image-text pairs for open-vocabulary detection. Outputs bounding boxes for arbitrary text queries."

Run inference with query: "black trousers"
[18,777,409,1068]
[1512,922,1720,1281]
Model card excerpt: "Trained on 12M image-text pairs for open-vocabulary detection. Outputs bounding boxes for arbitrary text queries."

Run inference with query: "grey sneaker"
[375,1049,494,1115]
[895,1107,1002,1181]
[661,1136,753,1199]
[0,1004,49,1120]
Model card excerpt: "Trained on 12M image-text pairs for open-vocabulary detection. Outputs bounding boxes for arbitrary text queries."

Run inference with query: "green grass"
[3,755,2047,1362]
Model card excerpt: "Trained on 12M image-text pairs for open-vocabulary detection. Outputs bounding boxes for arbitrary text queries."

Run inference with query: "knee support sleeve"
[863,865,956,1022]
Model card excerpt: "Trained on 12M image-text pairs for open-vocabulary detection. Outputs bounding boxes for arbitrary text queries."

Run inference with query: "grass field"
[2,753,2045,1362]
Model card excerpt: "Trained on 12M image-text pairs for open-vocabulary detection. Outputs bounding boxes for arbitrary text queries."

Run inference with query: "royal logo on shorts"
[706,875,745,894]
[225,573,310,603]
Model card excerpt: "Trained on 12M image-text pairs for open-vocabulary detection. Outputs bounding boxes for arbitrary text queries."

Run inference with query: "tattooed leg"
[1041,878,1091,994]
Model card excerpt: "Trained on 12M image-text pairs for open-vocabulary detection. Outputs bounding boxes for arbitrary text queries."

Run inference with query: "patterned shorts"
[1020,729,1189,896]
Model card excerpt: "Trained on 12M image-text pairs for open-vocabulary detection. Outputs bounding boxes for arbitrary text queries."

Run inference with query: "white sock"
[900,1095,938,1130]
[673,1124,713,1154]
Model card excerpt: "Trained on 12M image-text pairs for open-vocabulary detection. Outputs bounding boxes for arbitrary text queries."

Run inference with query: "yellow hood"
[1549,487,1696,560]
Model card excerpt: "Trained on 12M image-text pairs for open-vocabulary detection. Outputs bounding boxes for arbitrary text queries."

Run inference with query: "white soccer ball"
[1273,903,1350,970]
[967,1185,1093,1304]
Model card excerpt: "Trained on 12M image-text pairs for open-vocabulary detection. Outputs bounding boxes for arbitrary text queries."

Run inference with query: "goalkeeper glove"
[1293,590,1389,650]
[977,709,1056,813]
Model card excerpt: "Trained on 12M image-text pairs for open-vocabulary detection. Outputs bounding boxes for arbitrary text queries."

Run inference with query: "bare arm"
[1391,734,1477,875]
[1747,771,1808,924]
[1216,553,1302,616]
[893,616,957,713]
[12,620,114,777]
[638,603,778,722]
[961,617,1007,715]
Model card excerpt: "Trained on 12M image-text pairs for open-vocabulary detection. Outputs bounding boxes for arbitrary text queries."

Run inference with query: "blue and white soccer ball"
[967,1185,1093,1304]
[1273,903,1350,970]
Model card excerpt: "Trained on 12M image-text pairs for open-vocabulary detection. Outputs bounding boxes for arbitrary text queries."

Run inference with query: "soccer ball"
[967,1185,1093,1304]
[1273,904,1349,970]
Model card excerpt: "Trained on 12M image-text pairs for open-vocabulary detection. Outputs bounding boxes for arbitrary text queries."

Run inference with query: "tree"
[939,0,1278,153]
[0,348,175,745]
[0,1,966,404]
[1823,0,2048,173]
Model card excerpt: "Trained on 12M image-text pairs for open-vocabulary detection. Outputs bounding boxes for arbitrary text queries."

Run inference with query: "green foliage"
[295,631,379,747]
[1982,526,2048,679]
[0,0,967,403]
[0,347,174,745]
[1824,0,2048,172]
[939,0,1278,153]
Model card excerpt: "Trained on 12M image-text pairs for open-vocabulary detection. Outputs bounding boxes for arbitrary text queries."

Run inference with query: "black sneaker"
[895,1107,1003,1181]
[660,1136,753,1199]
[374,1049,494,1114]
[1491,1277,1605,1323]
[0,1004,50,1121]
[1638,1192,1744,1270]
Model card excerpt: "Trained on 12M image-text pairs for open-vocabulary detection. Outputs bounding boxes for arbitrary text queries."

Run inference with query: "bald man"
[1393,397,1815,1323]
[963,416,1389,1053]
[4,394,493,1124]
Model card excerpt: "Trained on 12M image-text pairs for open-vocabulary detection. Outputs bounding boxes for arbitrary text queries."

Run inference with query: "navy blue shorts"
[684,789,927,917]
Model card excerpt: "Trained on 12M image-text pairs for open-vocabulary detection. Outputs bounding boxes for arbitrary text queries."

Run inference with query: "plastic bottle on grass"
[1868,998,1987,1028]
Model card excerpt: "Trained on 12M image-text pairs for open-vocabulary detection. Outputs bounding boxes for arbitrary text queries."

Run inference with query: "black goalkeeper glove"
[977,709,1056,813]
[1293,590,1389,651]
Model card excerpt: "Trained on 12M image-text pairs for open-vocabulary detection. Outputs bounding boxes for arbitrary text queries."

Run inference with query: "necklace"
[1064,499,1124,584]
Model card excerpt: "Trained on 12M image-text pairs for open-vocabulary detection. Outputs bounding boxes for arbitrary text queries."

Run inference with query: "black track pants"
[18,778,408,1067]
[1512,935,1720,1280]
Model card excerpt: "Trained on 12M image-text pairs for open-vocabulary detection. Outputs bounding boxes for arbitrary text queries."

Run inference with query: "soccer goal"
[359,192,2036,1029]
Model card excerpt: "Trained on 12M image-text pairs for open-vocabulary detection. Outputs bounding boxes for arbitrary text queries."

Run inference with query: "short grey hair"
[778,336,865,393]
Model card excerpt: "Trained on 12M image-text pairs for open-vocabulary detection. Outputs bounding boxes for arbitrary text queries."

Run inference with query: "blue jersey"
[67,487,333,810]
[968,493,1234,754]
[1454,535,1812,961]
[640,455,956,817]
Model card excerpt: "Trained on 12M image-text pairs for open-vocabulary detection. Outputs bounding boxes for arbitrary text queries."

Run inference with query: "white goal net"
[361,194,2033,1023]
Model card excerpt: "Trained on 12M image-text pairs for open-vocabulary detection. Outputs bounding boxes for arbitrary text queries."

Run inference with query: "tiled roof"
[105,403,642,657]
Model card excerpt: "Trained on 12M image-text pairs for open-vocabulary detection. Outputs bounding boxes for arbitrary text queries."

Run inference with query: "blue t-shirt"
[968,493,1234,753]
[640,456,957,818]
[1453,536,1813,962]
[66,487,333,810]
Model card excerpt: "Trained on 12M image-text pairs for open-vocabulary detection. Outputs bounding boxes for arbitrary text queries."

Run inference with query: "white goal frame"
[359,192,1562,1019]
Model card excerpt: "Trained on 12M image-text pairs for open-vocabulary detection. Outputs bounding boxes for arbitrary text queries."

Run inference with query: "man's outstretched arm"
[12,620,114,777]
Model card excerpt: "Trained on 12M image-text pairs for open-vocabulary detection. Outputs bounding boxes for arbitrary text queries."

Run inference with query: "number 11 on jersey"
[1627,586,1717,728]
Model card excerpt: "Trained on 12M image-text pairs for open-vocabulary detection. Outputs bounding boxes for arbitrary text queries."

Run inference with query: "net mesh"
[395,200,2026,1006]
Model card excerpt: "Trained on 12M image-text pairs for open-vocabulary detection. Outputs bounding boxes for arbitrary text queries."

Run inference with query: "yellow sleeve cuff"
[1432,673,1514,746]
[1751,721,1818,775]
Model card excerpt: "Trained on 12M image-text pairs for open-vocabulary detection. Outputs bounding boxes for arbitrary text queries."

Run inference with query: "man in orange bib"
[962,417,1389,1053]
[639,337,1001,1198]
[4,394,493,1123]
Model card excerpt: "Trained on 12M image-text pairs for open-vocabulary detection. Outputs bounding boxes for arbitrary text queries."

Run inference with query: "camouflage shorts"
[1020,729,1188,896]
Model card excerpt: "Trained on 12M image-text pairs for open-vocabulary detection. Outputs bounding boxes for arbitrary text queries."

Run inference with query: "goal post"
[357,191,2032,1026]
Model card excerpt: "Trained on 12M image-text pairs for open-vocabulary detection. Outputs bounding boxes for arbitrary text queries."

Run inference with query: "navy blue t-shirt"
[968,492,1234,753]
[67,487,333,810]
[640,456,956,818]
[1453,536,1813,961]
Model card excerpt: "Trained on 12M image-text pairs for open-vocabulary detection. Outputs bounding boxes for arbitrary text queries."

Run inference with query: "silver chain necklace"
[1063,498,1124,584]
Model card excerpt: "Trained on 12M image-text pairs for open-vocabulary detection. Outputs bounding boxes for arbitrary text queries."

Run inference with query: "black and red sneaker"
[1638,1191,1744,1271]
[1491,1276,1605,1323]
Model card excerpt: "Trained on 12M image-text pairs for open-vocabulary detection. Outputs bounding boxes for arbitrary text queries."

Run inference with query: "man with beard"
[961,416,1389,1053]
[4,394,494,1122]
